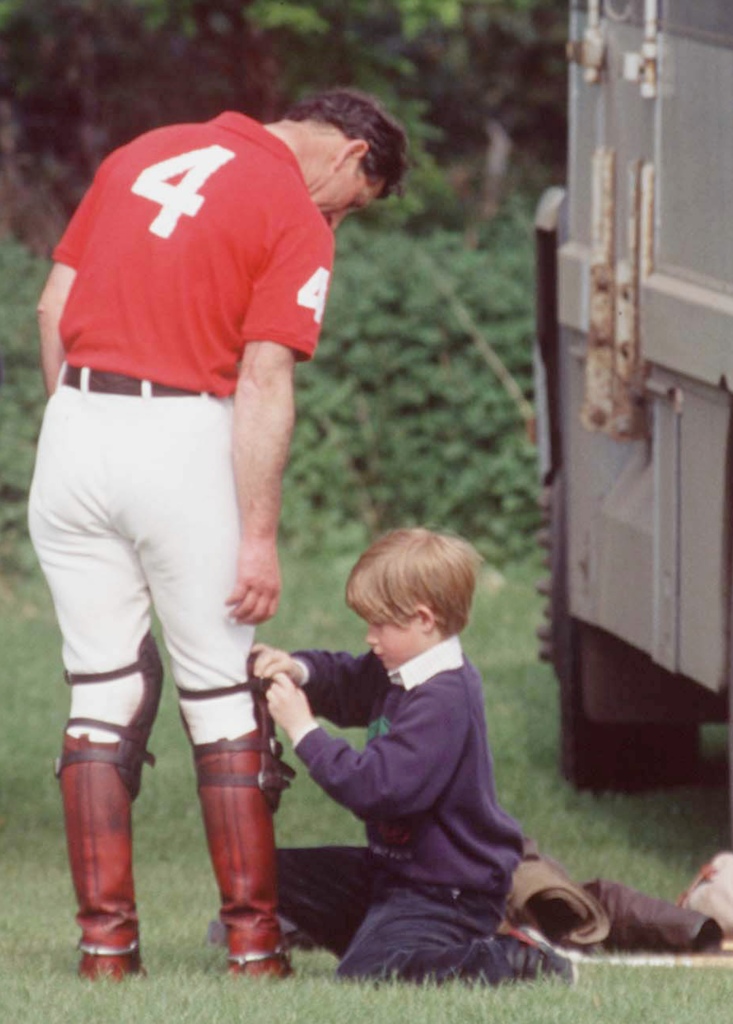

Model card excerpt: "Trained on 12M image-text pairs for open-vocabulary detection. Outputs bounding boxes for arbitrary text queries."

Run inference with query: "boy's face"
[365,610,440,672]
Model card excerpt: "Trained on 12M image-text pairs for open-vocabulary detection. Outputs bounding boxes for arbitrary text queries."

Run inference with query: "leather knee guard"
[178,670,295,812]
[60,739,141,976]
[57,631,164,800]
[194,731,291,976]
[55,632,163,979]
[180,661,294,976]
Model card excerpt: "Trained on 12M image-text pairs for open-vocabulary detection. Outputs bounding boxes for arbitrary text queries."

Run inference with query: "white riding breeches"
[29,381,257,742]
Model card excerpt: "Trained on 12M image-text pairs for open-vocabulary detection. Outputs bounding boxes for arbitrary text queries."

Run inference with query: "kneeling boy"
[254,527,574,985]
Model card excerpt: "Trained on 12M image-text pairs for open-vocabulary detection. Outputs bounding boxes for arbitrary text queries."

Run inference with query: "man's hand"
[265,674,316,744]
[249,642,307,685]
[226,537,281,624]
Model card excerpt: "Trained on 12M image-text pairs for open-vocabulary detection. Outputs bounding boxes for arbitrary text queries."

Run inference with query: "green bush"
[0,198,540,574]
[0,239,48,573]
[282,199,540,563]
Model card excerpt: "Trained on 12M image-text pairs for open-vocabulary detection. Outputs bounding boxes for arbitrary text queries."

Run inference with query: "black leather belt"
[63,365,207,397]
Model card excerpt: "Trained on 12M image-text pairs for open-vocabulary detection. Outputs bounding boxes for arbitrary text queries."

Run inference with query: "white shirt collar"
[388,635,463,690]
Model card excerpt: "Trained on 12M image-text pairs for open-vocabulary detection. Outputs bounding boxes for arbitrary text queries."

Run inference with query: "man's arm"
[225,340,296,625]
[37,262,76,396]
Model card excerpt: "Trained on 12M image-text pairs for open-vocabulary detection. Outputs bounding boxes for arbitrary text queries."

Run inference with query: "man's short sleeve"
[53,155,114,269]
[240,199,334,361]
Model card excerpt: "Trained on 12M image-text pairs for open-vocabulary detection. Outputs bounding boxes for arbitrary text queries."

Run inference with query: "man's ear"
[334,138,369,171]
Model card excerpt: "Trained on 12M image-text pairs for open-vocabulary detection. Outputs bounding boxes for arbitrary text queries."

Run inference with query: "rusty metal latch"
[581,150,654,440]
[566,0,605,84]
[612,160,649,437]
[621,0,659,99]
[581,147,617,432]
[570,0,658,98]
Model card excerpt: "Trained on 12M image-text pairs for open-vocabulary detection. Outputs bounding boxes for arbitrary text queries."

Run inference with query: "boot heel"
[78,942,144,980]
[227,948,292,978]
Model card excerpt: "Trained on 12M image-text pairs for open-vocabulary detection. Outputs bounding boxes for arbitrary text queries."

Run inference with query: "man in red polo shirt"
[29,90,407,980]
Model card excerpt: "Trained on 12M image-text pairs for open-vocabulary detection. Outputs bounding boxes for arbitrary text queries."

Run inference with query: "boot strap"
[247,654,296,812]
[192,657,297,811]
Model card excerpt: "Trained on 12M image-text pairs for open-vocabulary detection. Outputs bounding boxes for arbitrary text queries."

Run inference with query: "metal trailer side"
[534,0,733,801]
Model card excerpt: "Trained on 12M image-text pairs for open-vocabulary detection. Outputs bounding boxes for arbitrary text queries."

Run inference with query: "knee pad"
[181,678,295,812]
[56,632,164,800]
[193,732,296,814]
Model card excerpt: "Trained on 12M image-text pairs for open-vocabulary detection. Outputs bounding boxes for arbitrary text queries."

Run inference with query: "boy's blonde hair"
[345,528,483,637]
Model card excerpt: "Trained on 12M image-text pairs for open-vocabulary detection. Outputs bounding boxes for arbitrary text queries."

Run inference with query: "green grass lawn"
[1,553,731,1023]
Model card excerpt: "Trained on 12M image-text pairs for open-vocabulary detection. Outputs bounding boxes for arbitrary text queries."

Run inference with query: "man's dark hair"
[284,89,408,199]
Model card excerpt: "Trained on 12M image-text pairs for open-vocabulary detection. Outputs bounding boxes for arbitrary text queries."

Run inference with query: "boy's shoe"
[502,927,578,984]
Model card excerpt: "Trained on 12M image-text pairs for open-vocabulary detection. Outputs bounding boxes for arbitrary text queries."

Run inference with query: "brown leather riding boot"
[196,736,290,977]
[59,735,142,980]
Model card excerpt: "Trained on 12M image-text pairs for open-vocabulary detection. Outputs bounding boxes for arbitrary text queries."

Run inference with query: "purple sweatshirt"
[292,646,523,898]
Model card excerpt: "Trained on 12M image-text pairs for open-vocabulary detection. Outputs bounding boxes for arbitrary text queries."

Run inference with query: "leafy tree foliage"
[282,200,540,562]
[0,1,284,220]
[0,0,567,244]
[0,2,559,570]
[0,238,48,573]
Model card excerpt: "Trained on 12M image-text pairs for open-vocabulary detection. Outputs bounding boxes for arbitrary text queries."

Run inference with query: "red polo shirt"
[54,113,335,396]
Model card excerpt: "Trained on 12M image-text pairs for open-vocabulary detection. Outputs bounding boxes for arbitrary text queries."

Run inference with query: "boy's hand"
[265,673,317,744]
[249,642,307,686]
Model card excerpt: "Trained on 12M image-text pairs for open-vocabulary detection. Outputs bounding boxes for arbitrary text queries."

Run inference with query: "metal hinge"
[581,147,616,432]
[566,0,605,84]
[581,150,655,440]
[621,0,660,99]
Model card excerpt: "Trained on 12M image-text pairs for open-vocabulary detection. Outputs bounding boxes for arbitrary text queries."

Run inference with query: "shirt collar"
[388,636,464,690]
[211,112,304,178]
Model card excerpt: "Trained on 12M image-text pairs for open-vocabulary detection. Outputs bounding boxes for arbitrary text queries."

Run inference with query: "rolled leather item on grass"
[584,878,722,952]
[505,838,610,946]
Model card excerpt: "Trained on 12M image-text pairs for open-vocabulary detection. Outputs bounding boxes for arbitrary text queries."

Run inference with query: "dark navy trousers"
[277,846,523,985]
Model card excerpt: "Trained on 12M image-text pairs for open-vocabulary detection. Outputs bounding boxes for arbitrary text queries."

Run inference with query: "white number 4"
[131,144,235,238]
[298,267,331,324]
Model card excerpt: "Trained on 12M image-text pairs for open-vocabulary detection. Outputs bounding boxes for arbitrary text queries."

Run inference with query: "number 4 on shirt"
[131,144,235,239]
[297,267,330,325]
